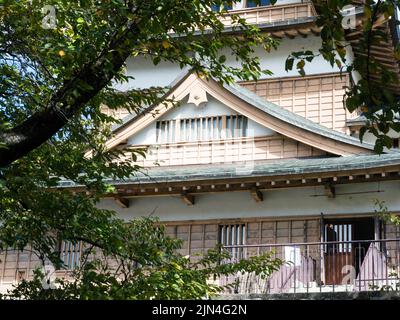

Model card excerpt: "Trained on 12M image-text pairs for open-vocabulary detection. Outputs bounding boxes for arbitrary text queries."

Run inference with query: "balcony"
[220,2,317,27]
[219,238,400,294]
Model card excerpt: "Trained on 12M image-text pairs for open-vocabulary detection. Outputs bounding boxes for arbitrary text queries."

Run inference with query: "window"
[156,115,248,143]
[324,223,352,253]
[156,120,177,143]
[246,0,271,8]
[226,115,248,138]
[393,138,399,149]
[211,3,233,11]
[219,224,246,261]
[59,240,82,269]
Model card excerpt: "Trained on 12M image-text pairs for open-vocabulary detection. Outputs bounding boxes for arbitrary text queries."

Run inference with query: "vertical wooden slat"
[202,224,206,254]
[71,242,76,269]
[188,224,192,256]
[211,117,215,140]
[229,115,233,139]
[1,250,7,285]
[221,115,227,139]
[67,241,72,268]
[305,79,309,119]
[291,79,295,113]
[27,246,32,281]
[318,77,322,125]
[169,120,173,143]
[15,250,20,283]
[304,221,308,243]
[244,223,247,246]
[79,241,83,268]
[175,119,180,142]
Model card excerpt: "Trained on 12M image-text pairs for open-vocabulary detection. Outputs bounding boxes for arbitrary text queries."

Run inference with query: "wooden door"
[324,222,354,285]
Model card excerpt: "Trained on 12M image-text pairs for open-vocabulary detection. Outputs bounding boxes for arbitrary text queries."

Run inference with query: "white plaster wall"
[97,181,400,222]
[115,56,187,91]
[344,42,360,84]
[361,129,400,145]
[128,95,274,145]
[120,36,346,90]
[222,36,344,79]
[161,96,238,119]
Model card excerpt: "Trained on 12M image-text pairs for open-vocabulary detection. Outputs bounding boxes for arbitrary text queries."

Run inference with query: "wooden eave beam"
[284,30,298,39]
[324,184,336,198]
[271,31,285,38]
[310,27,321,36]
[298,29,310,38]
[114,196,130,208]
[181,192,195,206]
[62,165,400,198]
[250,187,264,202]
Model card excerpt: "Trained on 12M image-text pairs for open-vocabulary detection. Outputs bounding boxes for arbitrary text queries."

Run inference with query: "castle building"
[1,1,400,294]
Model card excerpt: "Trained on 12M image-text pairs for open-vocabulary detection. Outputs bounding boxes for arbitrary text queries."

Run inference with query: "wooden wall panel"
[385,220,400,269]
[1,216,397,291]
[220,2,316,26]
[0,247,42,290]
[101,105,131,121]
[129,135,328,168]
[163,218,321,262]
[240,73,357,134]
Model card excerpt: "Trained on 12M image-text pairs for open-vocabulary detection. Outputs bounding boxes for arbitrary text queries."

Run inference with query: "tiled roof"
[112,71,378,152]
[59,153,400,187]
[225,82,376,151]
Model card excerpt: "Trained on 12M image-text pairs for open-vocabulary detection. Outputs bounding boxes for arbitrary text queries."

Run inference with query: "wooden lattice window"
[226,115,248,138]
[246,0,271,7]
[324,223,353,253]
[156,115,248,143]
[211,3,233,11]
[59,240,83,270]
[219,224,246,261]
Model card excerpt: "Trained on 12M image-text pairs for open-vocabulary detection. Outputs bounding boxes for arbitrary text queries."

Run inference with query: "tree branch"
[0,21,140,167]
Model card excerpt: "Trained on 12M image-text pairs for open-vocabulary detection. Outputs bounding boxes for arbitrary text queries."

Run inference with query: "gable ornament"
[187,86,208,107]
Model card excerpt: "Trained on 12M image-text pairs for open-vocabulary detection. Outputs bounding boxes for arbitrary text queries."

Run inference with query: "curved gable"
[94,73,375,159]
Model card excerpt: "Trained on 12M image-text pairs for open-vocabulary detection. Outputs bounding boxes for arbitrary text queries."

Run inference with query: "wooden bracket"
[181,192,195,206]
[114,197,130,208]
[250,187,264,202]
[324,184,335,198]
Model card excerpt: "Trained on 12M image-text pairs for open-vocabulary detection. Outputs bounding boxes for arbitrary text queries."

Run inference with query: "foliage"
[1,217,283,300]
[1,0,399,300]
[0,0,278,166]
[370,199,400,292]
[374,199,400,226]
[0,0,282,299]
[286,0,400,153]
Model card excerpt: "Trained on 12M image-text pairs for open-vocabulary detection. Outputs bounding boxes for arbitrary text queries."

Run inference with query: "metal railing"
[220,239,400,294]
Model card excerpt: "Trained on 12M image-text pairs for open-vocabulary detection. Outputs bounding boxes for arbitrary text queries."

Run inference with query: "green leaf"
[285,58,294,71]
